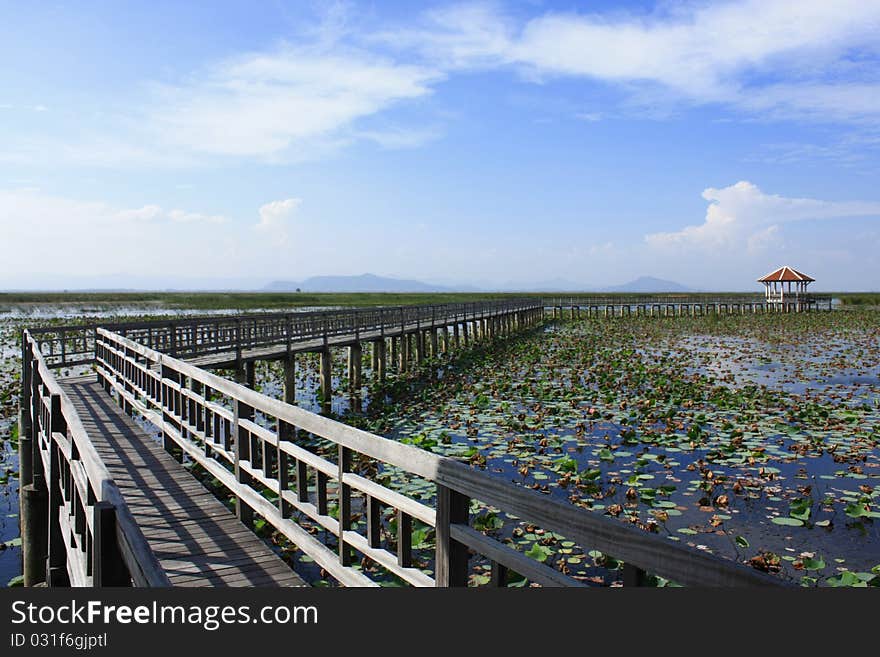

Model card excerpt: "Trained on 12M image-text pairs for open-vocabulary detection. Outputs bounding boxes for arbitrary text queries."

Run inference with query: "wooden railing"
[29,299,541,369]
[20,331,170,587]
[544,294,833,307]
[94,327,784,587]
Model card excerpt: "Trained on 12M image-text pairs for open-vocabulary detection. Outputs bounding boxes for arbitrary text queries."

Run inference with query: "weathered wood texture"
[60,377,305,587]
[30,300,542,370]
[21,332,169,588]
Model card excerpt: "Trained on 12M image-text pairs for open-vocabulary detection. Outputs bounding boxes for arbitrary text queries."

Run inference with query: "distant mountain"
[261,273,694,294]
[264,273,455,293]
[601,276,694,293]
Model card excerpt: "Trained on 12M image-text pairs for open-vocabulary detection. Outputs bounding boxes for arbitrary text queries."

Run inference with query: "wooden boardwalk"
[59,377,306,587]
[19,301,786,588]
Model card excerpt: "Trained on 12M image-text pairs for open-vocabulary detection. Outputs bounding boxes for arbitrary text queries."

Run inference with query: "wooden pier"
[19,299,787,588]
[544,294,833,319]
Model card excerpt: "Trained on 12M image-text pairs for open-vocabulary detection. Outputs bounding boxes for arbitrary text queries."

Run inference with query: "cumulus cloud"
[645,181,880,253]
[255,198,303,243]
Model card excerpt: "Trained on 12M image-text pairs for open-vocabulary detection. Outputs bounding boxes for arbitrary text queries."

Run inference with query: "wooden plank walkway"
[59,377,307,587]
[187,320,459,369]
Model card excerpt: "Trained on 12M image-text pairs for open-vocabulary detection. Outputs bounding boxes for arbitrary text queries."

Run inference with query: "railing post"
[435,484,470,587]
[169,322,177,357]
[234,398,255,528]
[338,446,352,566]
[46,394,69,586]
[92,502,130,586]
[235,319,242,363]
[160,364,183,462]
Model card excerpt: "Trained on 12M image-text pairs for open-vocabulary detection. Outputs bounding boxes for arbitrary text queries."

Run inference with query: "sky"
[1,0,879,291]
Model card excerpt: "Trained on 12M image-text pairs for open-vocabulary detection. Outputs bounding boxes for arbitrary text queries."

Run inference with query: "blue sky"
[2,0,879,291]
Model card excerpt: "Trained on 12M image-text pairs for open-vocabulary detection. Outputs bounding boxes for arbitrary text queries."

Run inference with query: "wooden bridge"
[544,294,833,317]
[18,299,786,588]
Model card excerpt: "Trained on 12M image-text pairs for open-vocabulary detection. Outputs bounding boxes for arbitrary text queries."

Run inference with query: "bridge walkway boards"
[59,376,307,587]
[187,321,466,368]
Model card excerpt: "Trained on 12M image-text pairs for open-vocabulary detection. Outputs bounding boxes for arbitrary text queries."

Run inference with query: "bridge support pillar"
[375,339,386,382]
[236,360,256,389]
[370,341,379,371]
[283,356,296,405]
[416,331,425,363]
[319,348,333,414]
[431,328,439,357]
[453,322,460,347]
[21,482,48,586]
[400,335,409,373]
[348,343,362,394]
[390,336,399,372]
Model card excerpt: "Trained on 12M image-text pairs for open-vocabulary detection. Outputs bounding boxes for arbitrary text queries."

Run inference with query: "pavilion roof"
[757,266,815,283]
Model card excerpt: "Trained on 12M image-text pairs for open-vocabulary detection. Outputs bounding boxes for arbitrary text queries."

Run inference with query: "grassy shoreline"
[1,290,875,311]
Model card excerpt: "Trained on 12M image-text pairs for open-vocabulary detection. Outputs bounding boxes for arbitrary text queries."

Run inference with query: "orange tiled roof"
[757,266,815,283]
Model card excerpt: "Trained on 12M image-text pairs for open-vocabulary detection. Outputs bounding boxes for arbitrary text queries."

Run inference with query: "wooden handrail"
[23,330,170,587]
[29,299,542,369]
[95,326,785,588]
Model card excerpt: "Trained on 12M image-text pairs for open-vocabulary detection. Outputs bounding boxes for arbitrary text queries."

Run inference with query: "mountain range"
[263,273,695,293]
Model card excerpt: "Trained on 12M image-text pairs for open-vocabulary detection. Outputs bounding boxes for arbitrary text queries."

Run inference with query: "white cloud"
[167,209,226,224]
[255,198,303,243]
[109,204,226,224]
[6,1,879,171]
[0,189,236,279]
[1,43,442,168]
[645,181,880,252]
[384,1,880,122]
[147,46,439,159]
[353,125,442,149]
[113,204,164,222]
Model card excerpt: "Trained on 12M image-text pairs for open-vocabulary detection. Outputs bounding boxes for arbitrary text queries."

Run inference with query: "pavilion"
[758,266,815,311]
